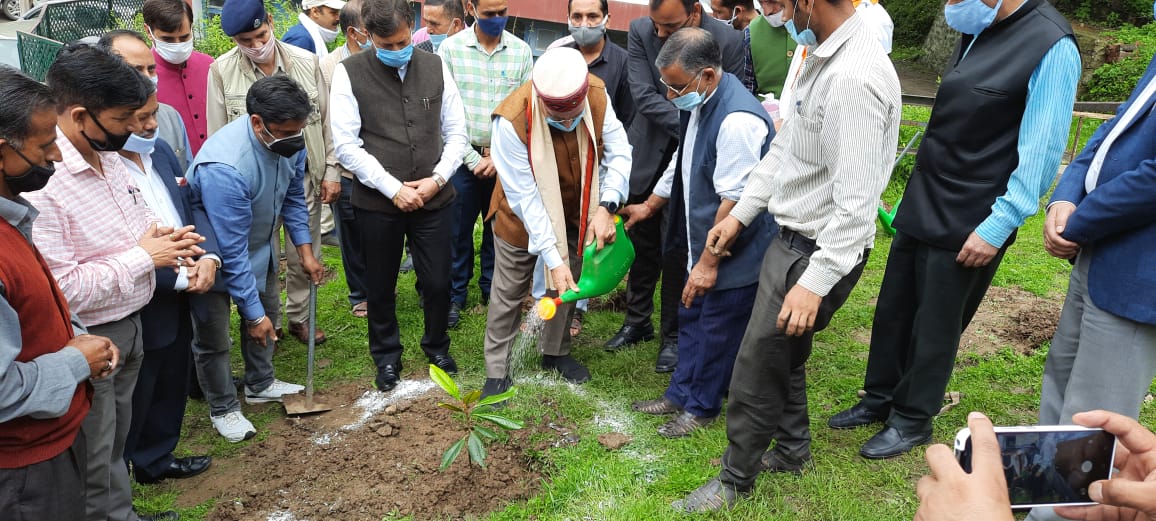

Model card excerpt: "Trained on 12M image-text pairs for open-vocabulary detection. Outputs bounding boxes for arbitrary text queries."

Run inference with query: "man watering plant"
[479,46,631,398]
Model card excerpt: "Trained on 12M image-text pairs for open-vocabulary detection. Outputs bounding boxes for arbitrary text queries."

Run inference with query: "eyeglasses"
[659,70,703,97]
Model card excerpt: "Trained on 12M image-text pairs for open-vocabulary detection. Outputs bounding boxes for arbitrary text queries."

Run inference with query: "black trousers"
[719,235,868,491]
[126,305,192,479]
[358,205,453,370]
[860,231,1010,431]
[0,430,86,520]
[623,193,685,344]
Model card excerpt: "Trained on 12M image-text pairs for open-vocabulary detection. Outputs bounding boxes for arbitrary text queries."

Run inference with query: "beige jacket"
[206,40,338,185]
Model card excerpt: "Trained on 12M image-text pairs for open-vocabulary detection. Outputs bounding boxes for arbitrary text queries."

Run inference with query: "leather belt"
[780,228,818,256]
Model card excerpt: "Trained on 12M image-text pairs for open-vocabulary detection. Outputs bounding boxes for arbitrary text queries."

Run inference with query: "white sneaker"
[211,410,256,443]
[244,379,305,404]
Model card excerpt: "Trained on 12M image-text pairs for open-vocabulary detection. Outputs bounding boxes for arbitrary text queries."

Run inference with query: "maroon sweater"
[0,220,91,468]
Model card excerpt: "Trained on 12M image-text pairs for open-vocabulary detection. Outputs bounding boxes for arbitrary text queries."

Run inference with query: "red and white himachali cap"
[532,47,589,119]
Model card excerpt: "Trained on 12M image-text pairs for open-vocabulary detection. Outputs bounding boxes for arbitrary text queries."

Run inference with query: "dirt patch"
[854,286,1062,357]
[174,383,548,521]
[960,287,1062,356]
[597,432,631,450]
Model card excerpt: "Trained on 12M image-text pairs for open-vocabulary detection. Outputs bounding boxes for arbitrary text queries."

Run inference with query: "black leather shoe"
[480,377,512,409]
[429,354,458,375]
[860,425,933,459]
[828,402,887,430]
[447,302,463,329]
[376,364,401,392]
[603,323,655,351]
[137,510,179,521]
[655,341,678,373]
[541,354,592,384]
[135,455,212,484]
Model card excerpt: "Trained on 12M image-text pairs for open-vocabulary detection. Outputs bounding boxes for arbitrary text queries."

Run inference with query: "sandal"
[569,309,584,337]
[671,478,746,513]
[631,397,683,415]
[351,302,368,318]
[657,411,716,438]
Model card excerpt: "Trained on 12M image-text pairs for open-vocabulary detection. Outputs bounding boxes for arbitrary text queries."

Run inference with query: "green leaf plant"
[429,365,524,471]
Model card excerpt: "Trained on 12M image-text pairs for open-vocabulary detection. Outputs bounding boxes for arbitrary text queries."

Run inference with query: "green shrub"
[1083,22,1156,101]
[883,0,941,48]
[1053,0,1152,26]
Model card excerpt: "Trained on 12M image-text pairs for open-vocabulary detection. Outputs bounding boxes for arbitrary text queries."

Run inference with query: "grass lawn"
[133,119,1153,520]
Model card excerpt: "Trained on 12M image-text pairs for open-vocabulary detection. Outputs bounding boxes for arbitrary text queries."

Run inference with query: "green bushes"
[1083,22,1156,101]
[883,0,942,48]
[1053,0,1153,26]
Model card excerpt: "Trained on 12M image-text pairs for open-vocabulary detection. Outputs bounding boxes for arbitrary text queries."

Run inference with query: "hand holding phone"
[954,423,1116,509]
[915,412,1015,521]
[1054,410,1156,521]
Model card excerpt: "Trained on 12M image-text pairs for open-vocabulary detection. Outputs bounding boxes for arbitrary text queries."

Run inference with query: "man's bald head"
[97,30,157,80]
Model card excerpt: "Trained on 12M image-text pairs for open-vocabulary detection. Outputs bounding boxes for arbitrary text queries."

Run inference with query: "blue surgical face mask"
[785,0,818,47]
[476,15,507,37]
[375,43,414,68]
[671,73,706,111]
[123,132,157,155]
[546,115,582,132]
[944,0,1003,35]
[429,32,448,51]
[353,28,371,50]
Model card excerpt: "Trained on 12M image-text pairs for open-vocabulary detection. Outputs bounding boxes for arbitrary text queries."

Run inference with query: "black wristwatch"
[599,201,619,214]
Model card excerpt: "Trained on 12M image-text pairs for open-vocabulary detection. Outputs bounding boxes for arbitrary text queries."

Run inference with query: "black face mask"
[262,126,306,158]
[81,109,132,152]
[3,144,55,194]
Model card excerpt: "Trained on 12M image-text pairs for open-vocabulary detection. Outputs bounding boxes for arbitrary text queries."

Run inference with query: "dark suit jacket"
[1050,56,1156,326]
[625,14,746,198]
[139,139,220,349]
[281,24,317,54]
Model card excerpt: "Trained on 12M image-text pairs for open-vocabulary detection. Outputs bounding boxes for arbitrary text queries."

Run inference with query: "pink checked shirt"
[24,128,159,327]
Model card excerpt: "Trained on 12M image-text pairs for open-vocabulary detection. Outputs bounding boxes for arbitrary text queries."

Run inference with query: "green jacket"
[749,16,797,98]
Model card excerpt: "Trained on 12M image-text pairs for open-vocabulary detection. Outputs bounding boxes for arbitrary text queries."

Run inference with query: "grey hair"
[654,27,722,74]
[0,66,56,149]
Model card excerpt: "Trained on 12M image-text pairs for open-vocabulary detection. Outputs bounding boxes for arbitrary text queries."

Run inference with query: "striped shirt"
[438,28,533,169]
[24,128,159,327]
[730,13,901,297]
[971,37,1081,248]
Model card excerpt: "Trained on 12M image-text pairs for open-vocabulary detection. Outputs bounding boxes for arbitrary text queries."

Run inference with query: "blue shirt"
[967,36,1081,248]
[194,151,311,320]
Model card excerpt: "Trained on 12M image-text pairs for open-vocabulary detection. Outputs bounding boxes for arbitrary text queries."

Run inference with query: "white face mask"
[238,35,276,64]
[764,10,786,27]
[317,24,339,43]
[149,29,195,64]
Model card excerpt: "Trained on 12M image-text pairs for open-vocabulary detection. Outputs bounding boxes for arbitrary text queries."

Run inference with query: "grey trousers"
[191,268,279,416]
[283,174,323,325]
[1027,250,1156,521]
[484,235,581,379]
[0,430,85,521]
[81,314,145,521]
[718,235,868,491]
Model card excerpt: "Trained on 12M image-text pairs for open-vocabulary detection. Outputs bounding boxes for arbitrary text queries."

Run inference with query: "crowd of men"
[1,0,1154,518]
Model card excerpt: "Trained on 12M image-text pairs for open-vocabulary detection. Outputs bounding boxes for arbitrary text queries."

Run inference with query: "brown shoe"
[658,412,716,438]
[631,397,683,415]
[287,321,327,344]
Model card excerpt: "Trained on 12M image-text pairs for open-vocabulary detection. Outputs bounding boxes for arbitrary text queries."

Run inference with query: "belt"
[780,228,818,256]
[472,145,490,157]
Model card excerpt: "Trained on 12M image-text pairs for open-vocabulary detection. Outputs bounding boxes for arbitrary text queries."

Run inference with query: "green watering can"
[537,215,635,320]
[877,199,900,236]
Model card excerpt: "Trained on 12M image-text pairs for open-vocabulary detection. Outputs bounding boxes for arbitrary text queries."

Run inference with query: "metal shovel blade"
[284,283,332,416]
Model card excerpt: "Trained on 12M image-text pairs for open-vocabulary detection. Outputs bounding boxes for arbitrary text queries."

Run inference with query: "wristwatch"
[599,201,619,214]
[433,175,447,189]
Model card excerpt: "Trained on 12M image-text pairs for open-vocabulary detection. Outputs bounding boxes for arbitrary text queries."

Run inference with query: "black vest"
[344,49,455,213]
[893,0,1072,250]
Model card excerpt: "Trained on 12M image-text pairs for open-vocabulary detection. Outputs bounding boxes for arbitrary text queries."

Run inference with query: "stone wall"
[918,9,958,75]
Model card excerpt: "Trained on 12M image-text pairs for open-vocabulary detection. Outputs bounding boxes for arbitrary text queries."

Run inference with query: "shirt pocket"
[789,113,823,167]
[225,94,247,121]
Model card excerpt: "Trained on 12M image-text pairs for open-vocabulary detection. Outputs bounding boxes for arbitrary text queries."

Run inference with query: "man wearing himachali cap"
[479,47,631,398]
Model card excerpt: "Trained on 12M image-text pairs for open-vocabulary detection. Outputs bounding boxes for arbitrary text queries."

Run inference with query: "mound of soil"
[959,286,1062,356]
[175,384,546,521]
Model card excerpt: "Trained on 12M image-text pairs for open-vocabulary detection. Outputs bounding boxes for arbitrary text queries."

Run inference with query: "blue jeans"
[449,164,494,307]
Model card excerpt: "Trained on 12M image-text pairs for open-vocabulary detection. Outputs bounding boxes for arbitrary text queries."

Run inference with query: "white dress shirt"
[121,153,189,290]
[490,102,632,270]
[329,59,470,199]
[654,92,769,271]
